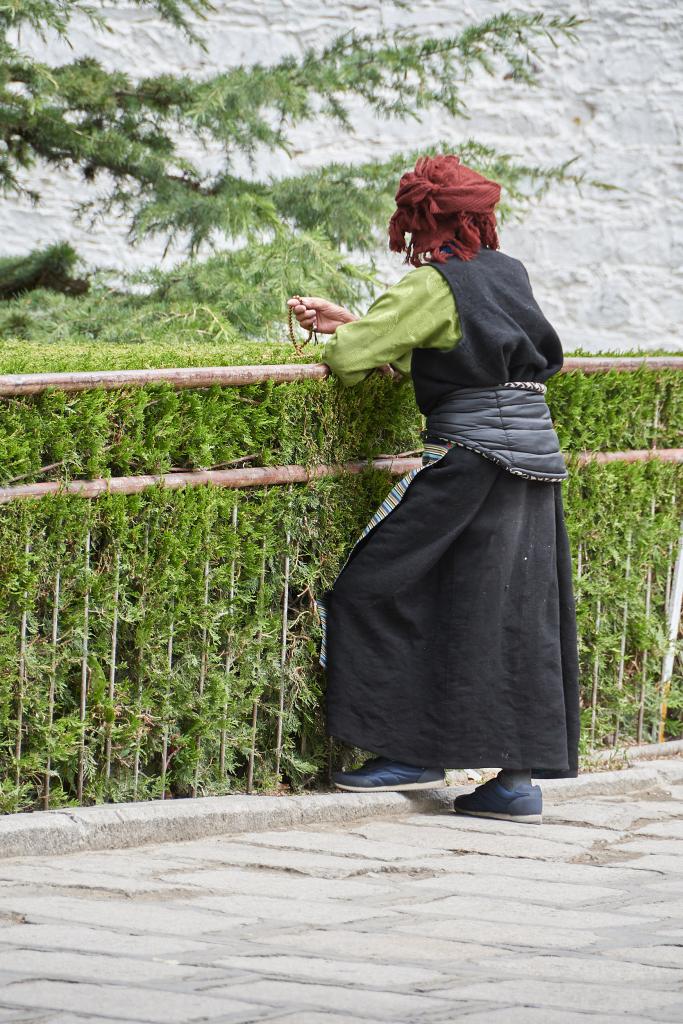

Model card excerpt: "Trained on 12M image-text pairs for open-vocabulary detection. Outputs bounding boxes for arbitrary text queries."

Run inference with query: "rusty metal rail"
[1,449,681,504]
[0,355,681,397]
[0,363,328,397]
[0,460,415,503]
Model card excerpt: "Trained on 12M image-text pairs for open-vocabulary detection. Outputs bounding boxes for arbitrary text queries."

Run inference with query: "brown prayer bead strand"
[288,296,319,355]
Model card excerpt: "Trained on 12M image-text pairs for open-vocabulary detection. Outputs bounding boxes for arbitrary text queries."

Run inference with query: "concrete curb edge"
[1,750,682,860]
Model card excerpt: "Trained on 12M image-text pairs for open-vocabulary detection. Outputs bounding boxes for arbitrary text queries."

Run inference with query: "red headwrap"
[389,154,501,266]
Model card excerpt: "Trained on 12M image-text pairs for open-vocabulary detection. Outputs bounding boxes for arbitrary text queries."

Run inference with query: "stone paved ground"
[0,763,682,1024]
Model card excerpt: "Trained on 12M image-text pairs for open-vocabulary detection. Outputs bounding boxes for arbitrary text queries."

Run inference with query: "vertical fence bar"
[160,618,174,800]
[637,565,653,744]
[613,529,632,746]
[219,649,230,782]
[133,527,149,800]
[655,525,677,742]
[651,395,660,449]
[590,598,602,750]
[275,527,292,781]
[247,538,267,795]
[637,496,656,743]
[664,541,674,614]
[77,530,91,803]
[219,503,238,781]
[573,540,585,692]
[44,569,61,809]
[658,516,683,742]
[192,557,211,798]
[104,550,120,783]
[15,540,30,790]
[247,704,259,794]
[635,398,660,744]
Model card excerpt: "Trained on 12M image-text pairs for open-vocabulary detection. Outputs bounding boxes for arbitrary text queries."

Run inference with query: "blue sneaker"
[453,777,543,824]
[332,757,445,792]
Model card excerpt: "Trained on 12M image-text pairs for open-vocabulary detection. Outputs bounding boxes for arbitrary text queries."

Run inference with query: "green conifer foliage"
[1,1,589,257]
[0,243,88,297]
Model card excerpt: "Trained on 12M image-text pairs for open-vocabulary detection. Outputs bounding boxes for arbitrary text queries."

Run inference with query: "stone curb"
[1,755,681,860]
[592,737,683,763]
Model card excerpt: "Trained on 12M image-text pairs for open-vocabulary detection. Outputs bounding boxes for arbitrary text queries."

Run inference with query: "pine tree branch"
[0,5,589,251]
[0,0,212,43]
[0,241,88,296]
[268,140,607,251]
[0,1,104,38]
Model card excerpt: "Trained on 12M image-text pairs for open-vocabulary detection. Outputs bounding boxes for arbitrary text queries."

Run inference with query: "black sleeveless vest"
[412,249,568,482]
[410,248,564,415]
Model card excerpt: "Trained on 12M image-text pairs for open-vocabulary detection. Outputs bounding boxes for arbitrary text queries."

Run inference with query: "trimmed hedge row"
[0,365,681,487]
[0,345,681,812]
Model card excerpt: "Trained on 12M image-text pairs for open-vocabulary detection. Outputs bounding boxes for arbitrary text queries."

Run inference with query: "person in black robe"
[288,155,580,824]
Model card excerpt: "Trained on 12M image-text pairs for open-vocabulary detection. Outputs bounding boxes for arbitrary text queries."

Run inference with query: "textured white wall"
[4,0,682,351]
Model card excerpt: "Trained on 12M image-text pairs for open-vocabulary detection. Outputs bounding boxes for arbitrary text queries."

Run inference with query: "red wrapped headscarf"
[389,154,501,266]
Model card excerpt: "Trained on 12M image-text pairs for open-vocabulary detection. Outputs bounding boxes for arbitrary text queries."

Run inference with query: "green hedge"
[0,342,681,812]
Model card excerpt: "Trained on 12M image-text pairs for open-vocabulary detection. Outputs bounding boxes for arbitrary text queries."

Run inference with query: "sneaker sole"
[453,808,543,824]
[333,778,445,793]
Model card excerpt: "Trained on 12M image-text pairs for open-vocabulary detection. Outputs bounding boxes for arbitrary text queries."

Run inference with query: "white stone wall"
[4,0,682,351]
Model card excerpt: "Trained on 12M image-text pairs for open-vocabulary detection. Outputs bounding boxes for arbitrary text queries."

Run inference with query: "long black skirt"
[318,442,580,778]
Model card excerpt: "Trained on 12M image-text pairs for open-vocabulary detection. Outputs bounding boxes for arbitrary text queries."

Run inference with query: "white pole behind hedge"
[658,517,683,741]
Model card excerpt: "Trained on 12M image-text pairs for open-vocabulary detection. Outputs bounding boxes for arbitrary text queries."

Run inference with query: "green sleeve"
[318,265,461,387]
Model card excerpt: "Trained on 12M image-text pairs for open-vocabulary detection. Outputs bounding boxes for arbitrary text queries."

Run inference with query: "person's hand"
[376,363,402,380]
[287,296,357,335]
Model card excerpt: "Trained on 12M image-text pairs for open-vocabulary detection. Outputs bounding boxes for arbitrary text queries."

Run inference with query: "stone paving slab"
[148,841,385,878]
[247,928,510,965]
[4,1017,151,1024]
[449,1010,667,1024]
[427,978,683,1018]
[393,914,606,950]
[208,952,450,988]
[183,892,396,927]
[391,892,653,930]
[0,759,681,1022]
[346,819,590,859]
[405,870,623,905]
[147,867,382,902]
[636,819,683,837]
[418,852,665,885]
[477,951,683,987]
[602,853,683,874]
[543,800,680,831]
[264,1016,391,1024]
[619,837,683,856]
[606,945,683,968]
[200,978,451,1018]
[0,979,268,1022]
[222,828,435,861]
[394,812,623,845]
[0,922,213,959]
[0,948,228,987]
[0,894,256,936]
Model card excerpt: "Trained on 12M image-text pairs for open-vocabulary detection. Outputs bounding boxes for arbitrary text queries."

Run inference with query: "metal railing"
[0,355,682,397]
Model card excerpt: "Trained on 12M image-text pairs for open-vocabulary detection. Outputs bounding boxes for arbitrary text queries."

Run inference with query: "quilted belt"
[421,382,568,482]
